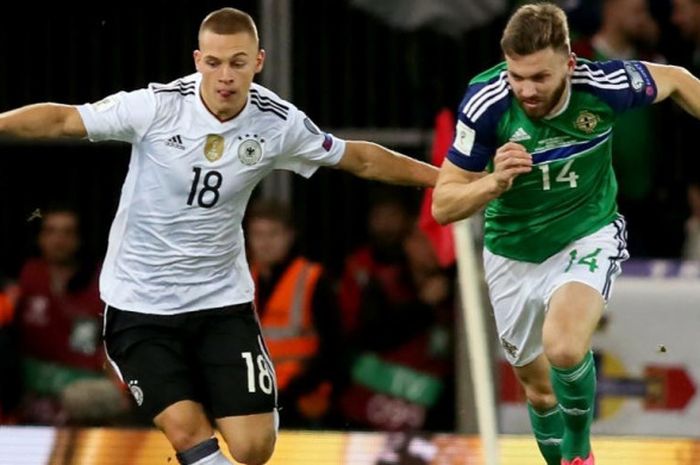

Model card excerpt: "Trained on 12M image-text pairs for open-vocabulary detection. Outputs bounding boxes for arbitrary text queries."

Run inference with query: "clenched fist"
[492,142,532,193]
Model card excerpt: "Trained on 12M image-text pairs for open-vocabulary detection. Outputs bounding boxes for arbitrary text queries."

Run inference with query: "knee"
[545,344,588,369]
[227,429,277,465]
[154,408,212,452]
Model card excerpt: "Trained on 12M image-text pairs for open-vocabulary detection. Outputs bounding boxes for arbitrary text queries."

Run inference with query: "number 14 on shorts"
[565,247,602,272]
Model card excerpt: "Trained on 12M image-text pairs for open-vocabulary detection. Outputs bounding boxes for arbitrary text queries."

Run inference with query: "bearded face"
[505,47,574,120]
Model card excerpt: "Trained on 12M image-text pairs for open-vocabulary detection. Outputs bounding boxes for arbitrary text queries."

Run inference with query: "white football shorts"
[483,217,628,366]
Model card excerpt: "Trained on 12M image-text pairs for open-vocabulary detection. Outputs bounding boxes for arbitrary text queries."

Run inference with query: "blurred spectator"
[572,0,665,257]
[0,276,21,423]
[671,0,700,70]
[14,204,129,425]
[682,181,700,260]
[337,190,455,431]
[669,0,700,254]
[245,199,344,429]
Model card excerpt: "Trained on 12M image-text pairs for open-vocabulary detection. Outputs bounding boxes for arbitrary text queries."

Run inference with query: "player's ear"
[566,52,576,76]
[255,49,266,74]
[193,50,203,72]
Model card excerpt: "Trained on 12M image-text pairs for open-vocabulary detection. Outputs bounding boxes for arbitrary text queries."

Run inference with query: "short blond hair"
[501,3,570,57]
[199,7,259,45]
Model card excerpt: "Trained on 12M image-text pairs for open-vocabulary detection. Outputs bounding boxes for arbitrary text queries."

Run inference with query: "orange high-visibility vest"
[252,257,322,390]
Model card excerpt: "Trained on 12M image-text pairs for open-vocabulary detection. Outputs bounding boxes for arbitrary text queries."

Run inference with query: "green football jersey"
[447,59,657,263]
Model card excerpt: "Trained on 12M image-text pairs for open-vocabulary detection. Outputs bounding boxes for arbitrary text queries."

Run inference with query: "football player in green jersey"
[433,3,700,465]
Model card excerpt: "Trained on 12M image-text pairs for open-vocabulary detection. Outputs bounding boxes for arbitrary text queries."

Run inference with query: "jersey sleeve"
[274,107,346,178]
[446,82,504,172]
[76,88,157,144]
[571,60,657,113]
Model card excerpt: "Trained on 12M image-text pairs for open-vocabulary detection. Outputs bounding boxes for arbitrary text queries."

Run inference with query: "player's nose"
[520,82,537,98]
[219,65,235,82]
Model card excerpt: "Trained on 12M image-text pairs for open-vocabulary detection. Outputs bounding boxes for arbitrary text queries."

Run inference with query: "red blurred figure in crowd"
[15,205,129,425]
[338,190,455,431]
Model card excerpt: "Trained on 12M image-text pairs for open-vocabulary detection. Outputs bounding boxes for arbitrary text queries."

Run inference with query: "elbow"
[431,196,452,226]
[432,208,451,226]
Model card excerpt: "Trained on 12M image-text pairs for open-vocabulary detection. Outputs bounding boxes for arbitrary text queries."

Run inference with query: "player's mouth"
[217,90,235,99]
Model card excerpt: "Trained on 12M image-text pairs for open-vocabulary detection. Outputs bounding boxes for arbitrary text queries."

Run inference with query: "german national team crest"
[128,380,144,406]
[204,134,225,162]
[238,138,263,166]
[574,110,600,133]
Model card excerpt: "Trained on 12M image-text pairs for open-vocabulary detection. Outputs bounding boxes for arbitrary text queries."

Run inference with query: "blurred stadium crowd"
[1,0,699,432]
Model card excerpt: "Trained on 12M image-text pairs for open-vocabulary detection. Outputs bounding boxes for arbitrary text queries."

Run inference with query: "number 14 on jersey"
[537,159,579,191]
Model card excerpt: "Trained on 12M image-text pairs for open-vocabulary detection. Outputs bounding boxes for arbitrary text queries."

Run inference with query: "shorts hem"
[511,347,544,368]
[544,278,605,310]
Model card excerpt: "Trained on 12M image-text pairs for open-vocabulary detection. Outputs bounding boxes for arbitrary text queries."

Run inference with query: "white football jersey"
[77,74,345,314]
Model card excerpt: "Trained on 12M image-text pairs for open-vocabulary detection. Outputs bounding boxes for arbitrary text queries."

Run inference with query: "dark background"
[0,0,693,279]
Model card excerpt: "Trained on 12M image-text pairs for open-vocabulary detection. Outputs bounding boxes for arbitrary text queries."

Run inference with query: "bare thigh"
[543,281,604,368]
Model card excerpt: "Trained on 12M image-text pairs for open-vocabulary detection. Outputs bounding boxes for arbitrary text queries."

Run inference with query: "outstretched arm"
[646,62,700,119]
[0,104,87,140]
[334,140,438,187]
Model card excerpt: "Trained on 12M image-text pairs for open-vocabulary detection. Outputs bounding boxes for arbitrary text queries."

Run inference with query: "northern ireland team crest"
[574,110,600,134]
[238,135,264,166]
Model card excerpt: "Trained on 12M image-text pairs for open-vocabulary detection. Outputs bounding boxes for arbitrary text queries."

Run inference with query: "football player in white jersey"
[0,8,438,465]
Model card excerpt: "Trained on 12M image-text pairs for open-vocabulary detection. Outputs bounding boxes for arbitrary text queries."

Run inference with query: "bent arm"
[0,103,87,140]
[646,62,700,118]
[334,140,438,187]
[431,159,499,225]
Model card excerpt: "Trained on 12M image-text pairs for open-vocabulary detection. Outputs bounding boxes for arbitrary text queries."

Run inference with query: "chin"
[524,108,546,120]
[526,101,556,120]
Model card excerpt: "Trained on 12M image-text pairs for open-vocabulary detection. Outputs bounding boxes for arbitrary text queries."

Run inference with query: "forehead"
[199,30,258,57]
[505,48,566,76]
[42,212,78,228]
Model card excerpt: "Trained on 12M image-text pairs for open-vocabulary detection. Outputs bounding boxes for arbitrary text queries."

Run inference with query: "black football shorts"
[103,303,277,420]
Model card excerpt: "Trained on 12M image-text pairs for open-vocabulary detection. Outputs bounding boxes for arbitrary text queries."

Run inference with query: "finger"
[498,141,527,152]
[494,148,532,162]
[495,154,532,169]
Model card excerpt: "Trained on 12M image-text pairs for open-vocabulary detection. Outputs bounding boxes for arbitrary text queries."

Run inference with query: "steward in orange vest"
[246,200,344,428]
[252,257,322,391]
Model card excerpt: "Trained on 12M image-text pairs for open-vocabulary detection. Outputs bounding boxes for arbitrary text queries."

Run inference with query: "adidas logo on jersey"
[166,134,186,150]
[510,127,531,142]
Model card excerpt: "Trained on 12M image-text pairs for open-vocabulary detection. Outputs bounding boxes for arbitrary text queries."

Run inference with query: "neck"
[199,93,246,123]
[547,81,571,119]
[257,265,272,279]
[48,262,76,293]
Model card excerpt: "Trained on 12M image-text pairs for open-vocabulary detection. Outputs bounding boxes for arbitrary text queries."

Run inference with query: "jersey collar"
[194,77,252,129]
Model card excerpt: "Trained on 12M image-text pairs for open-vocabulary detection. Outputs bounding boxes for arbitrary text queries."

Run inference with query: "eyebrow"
[508,70,550,80]
[204,52,249,61]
